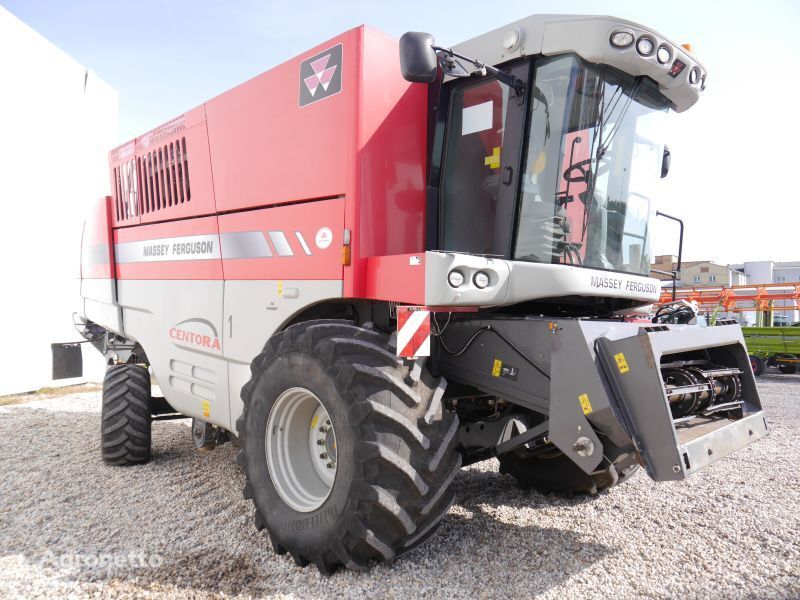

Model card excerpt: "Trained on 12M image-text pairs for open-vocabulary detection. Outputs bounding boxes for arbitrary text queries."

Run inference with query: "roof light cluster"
[609,29,706,91]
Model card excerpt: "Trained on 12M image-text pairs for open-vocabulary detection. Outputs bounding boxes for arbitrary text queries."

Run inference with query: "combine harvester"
[71,14,768,572]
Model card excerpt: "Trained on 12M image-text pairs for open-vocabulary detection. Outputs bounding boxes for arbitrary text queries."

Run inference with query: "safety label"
[614,352,630,374]
[578,393,593,415]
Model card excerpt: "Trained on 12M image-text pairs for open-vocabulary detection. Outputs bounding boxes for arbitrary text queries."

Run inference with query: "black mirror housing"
[399,32,438,83]
[661,145,671,178]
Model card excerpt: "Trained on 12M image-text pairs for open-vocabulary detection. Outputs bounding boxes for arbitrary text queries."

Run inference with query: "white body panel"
[117,280,230,428]
[109,279,342,432]
[451,14,706,112]
[424,251,660,307]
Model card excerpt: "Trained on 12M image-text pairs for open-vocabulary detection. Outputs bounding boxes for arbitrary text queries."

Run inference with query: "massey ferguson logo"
[169,318,221,353]
[299,44,342,107]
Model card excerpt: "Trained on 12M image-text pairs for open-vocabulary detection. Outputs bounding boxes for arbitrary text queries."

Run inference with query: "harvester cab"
[73,13,767,574]
[392,15,765,482]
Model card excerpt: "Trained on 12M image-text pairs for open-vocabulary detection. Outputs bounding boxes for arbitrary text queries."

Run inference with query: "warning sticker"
[492,359,502,377]
[578,393,593,415]
[614,352,630,374]
[202,399,211,418]
[484,147,501,169]
[491,359,518,380]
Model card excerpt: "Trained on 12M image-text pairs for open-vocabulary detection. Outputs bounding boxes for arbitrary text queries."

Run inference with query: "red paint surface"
[365,254,426,305]
[219,198,345,280]
[103,26,430,302]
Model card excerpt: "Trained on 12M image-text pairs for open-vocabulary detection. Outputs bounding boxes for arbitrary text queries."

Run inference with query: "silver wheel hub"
[265,387,337,512]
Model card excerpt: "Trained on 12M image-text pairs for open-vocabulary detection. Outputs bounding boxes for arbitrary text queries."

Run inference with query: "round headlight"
[502,27,522,51]
[448,270,465,288]
[636,36,655,56]
[656,44,672,64]
[473,271,490,289]
[609,31,634,48]
[689,67,701,85]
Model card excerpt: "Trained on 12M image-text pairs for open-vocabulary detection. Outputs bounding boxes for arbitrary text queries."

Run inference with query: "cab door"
[437,61,530,258]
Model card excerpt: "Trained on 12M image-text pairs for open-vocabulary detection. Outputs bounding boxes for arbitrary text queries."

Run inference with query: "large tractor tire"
[101,364,152,465]
[237,320,461,574]
[499,445,639,496]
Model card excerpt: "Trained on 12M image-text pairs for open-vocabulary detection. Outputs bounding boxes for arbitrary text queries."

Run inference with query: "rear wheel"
[750,355,765,376]
[237,320,461,574]
[101,364,152,465]
[498,446,639,496]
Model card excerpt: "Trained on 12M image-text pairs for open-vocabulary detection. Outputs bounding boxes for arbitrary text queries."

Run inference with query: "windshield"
[515,55,669,276]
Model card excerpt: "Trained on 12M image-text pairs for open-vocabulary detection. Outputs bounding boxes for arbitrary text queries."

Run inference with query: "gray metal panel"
[81,278,123,335]
[680,412,768,474]
[549,322,607,473]
[596,333,683,480]
[116,279,230,430]
[450,14,706,112]
[223,279,343,434]
[434,317,552,413]
[596,324,765,481]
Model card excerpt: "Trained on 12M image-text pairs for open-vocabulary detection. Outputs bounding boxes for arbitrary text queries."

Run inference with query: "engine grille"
[112,136,191,222]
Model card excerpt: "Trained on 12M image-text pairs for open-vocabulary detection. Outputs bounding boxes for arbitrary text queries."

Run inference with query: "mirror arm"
[432,46,526,98]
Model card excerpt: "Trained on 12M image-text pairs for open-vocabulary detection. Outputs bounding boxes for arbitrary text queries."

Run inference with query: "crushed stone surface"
[0,374,798,599]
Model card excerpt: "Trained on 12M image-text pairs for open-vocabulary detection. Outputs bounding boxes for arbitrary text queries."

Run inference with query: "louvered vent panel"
[139,136,191,216]
[113,158,140,222]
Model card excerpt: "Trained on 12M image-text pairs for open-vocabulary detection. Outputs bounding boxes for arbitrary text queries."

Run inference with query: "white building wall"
[732,261,800,325]
[742,261,774,285]
[0,7,117,395]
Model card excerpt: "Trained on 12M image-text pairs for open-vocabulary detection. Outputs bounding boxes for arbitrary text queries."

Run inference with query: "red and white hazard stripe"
[396,306,431,358]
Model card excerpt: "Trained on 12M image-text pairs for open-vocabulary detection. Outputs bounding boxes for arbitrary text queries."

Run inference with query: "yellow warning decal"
[484,147,501,169]
[492,359,502,377]
[277,280,283,297]
[311,415,319,430]
[614,352,630,374]
[578,393,593,415]
[202,399,211,418]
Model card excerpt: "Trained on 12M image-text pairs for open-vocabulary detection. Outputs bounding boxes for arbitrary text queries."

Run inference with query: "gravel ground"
[1,374,798,599]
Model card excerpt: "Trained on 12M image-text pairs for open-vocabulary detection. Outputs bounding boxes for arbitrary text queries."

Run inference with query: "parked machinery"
[69,14,767,573]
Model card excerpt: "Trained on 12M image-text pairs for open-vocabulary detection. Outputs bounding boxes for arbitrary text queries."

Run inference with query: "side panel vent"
[110,107,214,227]
[114,158,139,222]
[140,137,191,215]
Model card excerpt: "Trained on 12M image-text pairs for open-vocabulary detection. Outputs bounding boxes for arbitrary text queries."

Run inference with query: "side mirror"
[661,145,671,178]
[399,32,438,83]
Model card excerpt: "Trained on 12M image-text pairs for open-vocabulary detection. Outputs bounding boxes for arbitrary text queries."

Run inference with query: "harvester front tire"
[101,364,152,465]
[237,320,461,574]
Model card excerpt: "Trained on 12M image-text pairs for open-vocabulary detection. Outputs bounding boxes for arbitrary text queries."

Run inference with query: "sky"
[3,0,799,264]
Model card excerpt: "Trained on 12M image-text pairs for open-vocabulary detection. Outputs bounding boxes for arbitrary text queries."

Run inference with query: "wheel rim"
[265,387,337,512]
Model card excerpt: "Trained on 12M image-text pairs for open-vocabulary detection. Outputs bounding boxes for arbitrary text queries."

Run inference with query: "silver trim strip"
[220,231,272,259]
[268,231,294,256]
[115,234,220,264]
[295,232,312,255]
